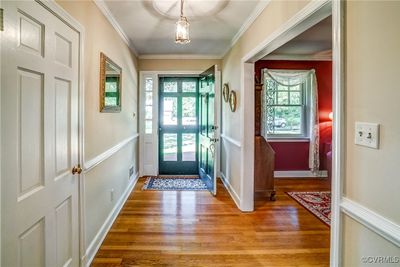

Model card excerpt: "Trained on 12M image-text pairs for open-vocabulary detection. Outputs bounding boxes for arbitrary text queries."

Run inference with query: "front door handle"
[209,143,215,157]
[72,165,82,175]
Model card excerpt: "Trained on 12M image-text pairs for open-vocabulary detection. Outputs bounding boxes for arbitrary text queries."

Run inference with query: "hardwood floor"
[92,178,331,267]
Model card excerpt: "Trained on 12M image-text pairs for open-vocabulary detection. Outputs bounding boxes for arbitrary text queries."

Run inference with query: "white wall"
[56,0,139,264]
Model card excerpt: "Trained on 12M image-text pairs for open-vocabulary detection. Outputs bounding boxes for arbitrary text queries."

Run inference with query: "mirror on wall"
[99,52,122,112]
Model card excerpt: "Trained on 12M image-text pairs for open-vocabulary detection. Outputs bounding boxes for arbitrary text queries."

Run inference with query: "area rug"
[142,177,208,191]
[286,191,331,226]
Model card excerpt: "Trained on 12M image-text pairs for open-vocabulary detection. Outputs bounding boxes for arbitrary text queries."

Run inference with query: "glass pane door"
[159,77,199,175]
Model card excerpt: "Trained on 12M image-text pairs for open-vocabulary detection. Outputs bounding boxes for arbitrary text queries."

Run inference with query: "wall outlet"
[355,122,380,149]
[129,165,134,179]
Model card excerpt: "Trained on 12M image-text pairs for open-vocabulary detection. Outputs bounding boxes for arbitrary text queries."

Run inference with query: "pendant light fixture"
[175,0,190,44]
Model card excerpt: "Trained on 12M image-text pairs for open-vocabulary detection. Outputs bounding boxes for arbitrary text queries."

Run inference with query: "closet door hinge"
[0,8,3,32]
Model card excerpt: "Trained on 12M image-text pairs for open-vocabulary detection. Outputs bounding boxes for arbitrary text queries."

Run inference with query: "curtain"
[262,69,320,173]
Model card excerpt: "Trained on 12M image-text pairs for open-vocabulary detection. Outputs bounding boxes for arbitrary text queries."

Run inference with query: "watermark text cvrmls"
[361,256,399,264]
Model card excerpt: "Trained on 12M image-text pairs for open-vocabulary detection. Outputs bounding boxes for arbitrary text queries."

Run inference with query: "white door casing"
[139,70,221,177]
[139,73,158,176]
[1,1,80,266]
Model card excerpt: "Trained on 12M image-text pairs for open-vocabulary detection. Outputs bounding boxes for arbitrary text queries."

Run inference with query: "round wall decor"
[222,83,230,102]
[229,90,237,112]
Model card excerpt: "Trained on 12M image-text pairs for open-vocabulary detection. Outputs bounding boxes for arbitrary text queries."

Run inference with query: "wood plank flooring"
[92,178,331,266]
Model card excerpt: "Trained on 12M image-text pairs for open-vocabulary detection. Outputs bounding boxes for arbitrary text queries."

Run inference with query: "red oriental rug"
[286,191,331,226]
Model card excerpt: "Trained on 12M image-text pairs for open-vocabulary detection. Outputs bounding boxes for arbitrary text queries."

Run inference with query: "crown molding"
[221,0,271,58]
[138,54,222,60]
[93,0,138,56]
[263,53,332,61]
[94,0,271,59]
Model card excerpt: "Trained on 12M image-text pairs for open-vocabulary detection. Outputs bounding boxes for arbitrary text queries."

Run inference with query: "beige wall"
[343,216,400,266]
[221,0,311,201]
[139,58,221,71]
[58,0,138,159]
[343,0,400,264]
[56,0,139,253]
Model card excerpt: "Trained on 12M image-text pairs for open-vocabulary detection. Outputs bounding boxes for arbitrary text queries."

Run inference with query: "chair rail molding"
[220,134,241,148]
[341,197,400,247]
[84,133,139,172]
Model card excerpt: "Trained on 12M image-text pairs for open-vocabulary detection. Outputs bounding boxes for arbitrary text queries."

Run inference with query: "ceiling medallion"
[151,0,229,21]
[175,0,190,44]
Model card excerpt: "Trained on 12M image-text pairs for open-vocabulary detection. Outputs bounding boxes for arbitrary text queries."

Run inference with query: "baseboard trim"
[341,197,400,247]
[219,172,241,209]
[84,172,139,267]
[274,170,328,178]
[84,133,139,172]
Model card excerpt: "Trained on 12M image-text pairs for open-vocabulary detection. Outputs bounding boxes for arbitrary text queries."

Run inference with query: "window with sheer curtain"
[262,70,310,138]
[261,68,320,172]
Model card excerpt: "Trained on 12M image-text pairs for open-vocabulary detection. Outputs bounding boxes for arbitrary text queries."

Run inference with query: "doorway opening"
[140,66,221,195]
[240,0,344,265]
[158,77,199,175]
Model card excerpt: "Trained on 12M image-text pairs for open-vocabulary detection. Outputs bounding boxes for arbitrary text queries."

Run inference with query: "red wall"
[255,60,332,171]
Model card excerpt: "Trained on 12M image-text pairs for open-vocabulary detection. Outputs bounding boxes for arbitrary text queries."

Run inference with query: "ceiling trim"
[93,0,139,56]
[264,53,332,61]
[221,0,271,58]
[138,54,222,60]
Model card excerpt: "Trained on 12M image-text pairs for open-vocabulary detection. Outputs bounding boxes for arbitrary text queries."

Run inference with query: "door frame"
[6,0,86,265]
[239,0,343,266]
[139,70,221,177]
[158,77,199,175]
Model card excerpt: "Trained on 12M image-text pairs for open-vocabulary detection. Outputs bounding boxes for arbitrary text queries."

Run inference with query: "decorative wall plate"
[222,83,229,102]
[229,90,237,112]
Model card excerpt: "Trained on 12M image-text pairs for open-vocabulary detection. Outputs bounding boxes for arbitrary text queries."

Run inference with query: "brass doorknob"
[72,165,82,175]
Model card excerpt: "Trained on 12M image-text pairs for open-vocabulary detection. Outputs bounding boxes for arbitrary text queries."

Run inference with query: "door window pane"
[182,134,196,161]
[182,97,196,125]
[145,92,153,106]
[145,120,152,134]
[145,77,153,91]
[163,134,177,161]
[163,97,177,125]
[145,106,152,119]
[200,94,207,134]
[163,81,178,92]
[182,81,196,92]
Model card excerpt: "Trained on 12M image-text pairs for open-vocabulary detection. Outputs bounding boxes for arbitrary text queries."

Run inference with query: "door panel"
[198,66,220,195]
[159,77,199,175]
[1,1,80,266]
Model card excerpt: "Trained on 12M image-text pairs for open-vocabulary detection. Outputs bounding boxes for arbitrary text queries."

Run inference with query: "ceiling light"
[175,0,190,44]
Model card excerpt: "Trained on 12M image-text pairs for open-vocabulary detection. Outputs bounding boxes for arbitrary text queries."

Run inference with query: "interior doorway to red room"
[252,11,334,249]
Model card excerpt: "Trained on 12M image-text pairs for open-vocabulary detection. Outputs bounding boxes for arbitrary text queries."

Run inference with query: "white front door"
[1,1,80,266]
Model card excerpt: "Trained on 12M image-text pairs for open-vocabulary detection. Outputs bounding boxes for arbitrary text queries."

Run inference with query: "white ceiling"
[99,0,265,57]
[265,16,332,60]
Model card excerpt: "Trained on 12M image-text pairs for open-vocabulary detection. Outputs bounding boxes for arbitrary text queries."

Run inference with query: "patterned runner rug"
[142,177,208,191]
[286,191,331,226]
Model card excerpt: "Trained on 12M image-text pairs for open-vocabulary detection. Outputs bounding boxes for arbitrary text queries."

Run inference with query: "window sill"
[267,138,310,143]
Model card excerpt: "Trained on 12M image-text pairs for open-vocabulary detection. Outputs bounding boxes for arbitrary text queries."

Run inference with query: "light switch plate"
[355,122,380,149]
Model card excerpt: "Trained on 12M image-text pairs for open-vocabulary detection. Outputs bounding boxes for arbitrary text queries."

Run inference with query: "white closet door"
[1,1,80,266]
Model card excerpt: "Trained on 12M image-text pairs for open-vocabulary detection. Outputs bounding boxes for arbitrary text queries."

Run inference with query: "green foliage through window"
[264,74,306,136]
